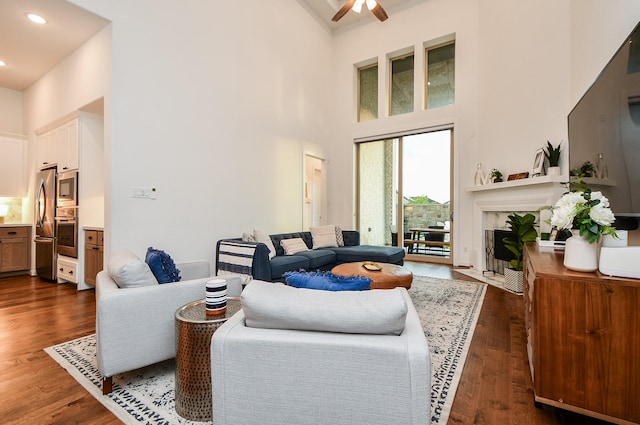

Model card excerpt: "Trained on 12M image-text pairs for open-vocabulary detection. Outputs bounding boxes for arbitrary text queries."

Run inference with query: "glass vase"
[595,153,608,179]
[563,230,598,272]
[474,163,486,185]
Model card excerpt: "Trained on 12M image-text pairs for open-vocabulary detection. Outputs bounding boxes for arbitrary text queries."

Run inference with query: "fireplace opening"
[485,229,515,275]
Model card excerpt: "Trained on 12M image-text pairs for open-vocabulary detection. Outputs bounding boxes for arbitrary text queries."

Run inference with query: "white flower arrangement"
[550,188,616,244]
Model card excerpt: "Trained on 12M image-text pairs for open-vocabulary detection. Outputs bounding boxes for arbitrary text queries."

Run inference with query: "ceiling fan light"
[352,0,365,13]
[366,0,377,10]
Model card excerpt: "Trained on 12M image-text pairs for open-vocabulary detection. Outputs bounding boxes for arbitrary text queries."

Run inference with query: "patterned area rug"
[45,276,486,425]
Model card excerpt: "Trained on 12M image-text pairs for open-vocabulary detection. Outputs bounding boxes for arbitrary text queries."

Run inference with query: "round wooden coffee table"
[331,262,413,290]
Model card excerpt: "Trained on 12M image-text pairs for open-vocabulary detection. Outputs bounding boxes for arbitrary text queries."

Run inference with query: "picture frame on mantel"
[531,148,544,176]
[507,172,529,181]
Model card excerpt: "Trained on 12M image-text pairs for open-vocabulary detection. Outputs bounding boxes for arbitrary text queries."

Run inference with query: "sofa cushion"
[270,232,313,256]
[242,280,407,335]
[269,255,309,280]
[284,271,371,291]
[280,238,309,255]
[254,229,277,259]
[108,249,158,288]
[145,247,181,284]
[335,226,345,246]
[311,225,338,249]
[331,245,405,265]
[296,249,336,268]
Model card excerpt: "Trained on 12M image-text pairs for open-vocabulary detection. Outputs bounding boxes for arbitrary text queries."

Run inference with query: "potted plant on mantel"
[502,213,537,293]
[544,140,561,175]
[490,168,503,183]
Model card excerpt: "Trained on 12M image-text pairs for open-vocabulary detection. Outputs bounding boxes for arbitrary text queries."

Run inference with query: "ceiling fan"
[332,0,389,22]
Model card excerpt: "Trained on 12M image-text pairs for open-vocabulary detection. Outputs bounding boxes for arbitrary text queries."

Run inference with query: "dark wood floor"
[0,265,612,425]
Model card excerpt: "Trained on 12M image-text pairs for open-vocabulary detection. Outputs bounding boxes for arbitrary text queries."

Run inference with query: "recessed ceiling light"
[0,60,6,67]
[26,13,47,24]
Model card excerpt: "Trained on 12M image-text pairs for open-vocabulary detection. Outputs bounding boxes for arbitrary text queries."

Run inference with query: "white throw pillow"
[242,231,256,242]
[311,225,338,249]
[253,228,277,259]
[108,249,158,288]
[280,238,309,255]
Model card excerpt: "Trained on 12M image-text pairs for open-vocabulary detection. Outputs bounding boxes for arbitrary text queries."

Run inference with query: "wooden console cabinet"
[523,242,640,424]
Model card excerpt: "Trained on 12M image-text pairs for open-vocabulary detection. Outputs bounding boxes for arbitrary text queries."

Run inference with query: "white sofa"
[96,253,218,394]
[211,281,431,425]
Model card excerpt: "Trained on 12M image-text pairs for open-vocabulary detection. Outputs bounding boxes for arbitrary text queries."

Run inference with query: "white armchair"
[96,250,227,394]
[211,281,431,425]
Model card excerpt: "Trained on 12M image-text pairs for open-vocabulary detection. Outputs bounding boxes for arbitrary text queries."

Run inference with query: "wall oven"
[56,207,78,258]
[57,171,78,207]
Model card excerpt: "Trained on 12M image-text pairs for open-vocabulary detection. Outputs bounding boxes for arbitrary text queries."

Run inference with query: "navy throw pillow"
[145,247,181,284]
[284,271,371,291]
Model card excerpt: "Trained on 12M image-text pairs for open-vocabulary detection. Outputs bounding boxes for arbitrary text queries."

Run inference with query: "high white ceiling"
[299,0,427,31]
[0,0,109,91]
[0,1,423,92]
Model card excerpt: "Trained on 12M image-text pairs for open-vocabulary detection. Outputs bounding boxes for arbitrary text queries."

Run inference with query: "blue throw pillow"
[145,247,181,284]
[284,271,371,291]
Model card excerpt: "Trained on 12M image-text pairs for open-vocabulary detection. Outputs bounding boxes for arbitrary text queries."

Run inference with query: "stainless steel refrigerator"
[35,166,56,280]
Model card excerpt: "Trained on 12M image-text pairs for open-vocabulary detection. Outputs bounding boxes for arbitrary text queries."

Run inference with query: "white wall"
[329,0,640,267]
[71,0,334,263]
[0,87,23,134]
[22,25,111,223]
[63,0,640,269]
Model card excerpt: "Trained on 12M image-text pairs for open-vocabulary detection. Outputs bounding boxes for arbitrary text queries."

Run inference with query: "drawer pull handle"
[92,247,100,250]
[8,231,16,235]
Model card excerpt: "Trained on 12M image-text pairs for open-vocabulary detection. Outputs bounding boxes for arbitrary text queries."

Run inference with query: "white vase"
[563,230,598,272]
[546,166,560,176]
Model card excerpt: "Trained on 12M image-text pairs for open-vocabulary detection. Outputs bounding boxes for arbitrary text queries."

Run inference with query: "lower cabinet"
[524,242,640,424]
[84,229,103,285]
[0,226,31,275]
[58,256,78,284]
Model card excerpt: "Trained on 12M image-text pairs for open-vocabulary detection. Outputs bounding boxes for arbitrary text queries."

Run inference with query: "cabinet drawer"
[58,257,78,283]
[85,230,104,246]
[0,226,29,238]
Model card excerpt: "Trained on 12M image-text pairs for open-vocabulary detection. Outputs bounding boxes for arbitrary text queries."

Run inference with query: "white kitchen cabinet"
[37,128,58,170]
[36,116,79,172]
[0,134,28,196]
[57,119,79,172]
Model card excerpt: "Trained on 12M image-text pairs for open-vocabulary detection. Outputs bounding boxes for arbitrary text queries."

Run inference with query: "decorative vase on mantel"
[546,166,561,176]
[563,229,598,272]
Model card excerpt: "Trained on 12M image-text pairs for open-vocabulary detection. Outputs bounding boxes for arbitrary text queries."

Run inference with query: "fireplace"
[467,176,566,273]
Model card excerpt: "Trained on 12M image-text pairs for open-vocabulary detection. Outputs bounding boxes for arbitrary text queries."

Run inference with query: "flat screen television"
[568,21,640,225]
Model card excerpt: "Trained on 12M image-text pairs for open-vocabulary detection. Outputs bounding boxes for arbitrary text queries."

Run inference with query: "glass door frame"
[355,126,454,265]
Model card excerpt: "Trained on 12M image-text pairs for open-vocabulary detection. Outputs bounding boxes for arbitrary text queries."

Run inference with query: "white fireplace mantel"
[467,176,567,272]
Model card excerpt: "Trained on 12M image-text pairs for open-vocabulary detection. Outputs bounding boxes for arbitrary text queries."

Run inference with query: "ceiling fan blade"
[332,0,356,22]
[370,3,389,21]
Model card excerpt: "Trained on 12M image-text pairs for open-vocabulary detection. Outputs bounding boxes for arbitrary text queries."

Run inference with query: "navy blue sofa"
[216,230,405,282]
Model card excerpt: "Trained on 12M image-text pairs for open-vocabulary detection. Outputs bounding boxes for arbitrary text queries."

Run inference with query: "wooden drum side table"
[331,262,413,289]
[174,297,241,421]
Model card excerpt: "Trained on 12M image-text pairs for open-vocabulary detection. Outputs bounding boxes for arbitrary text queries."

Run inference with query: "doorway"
[303,154,325,230]
[356,128,453,264]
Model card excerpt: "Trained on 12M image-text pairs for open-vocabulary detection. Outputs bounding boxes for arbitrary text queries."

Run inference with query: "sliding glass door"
[357,128,453,263]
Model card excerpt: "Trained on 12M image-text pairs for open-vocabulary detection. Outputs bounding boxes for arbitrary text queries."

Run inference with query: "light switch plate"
[132,187,157,199]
